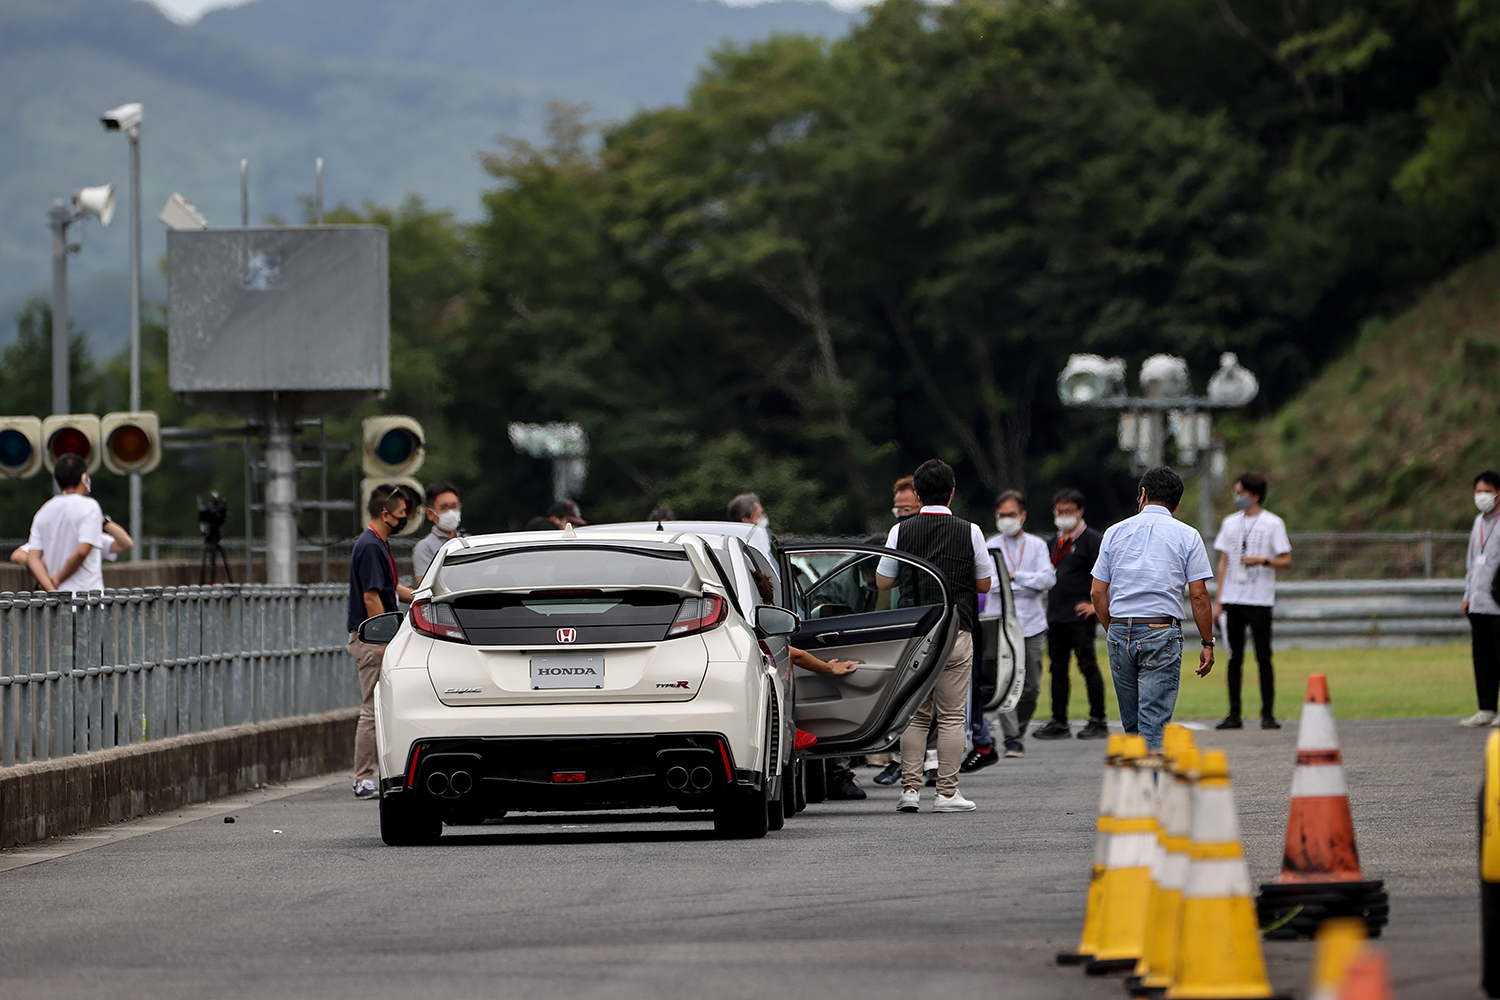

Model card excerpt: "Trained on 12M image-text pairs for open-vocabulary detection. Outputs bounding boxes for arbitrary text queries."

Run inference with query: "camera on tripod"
[197,492,233,584]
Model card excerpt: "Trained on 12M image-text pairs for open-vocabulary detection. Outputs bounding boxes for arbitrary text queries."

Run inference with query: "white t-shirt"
[1212,509,1291,607]
[17,536,117,561]
[985,531,1056,638]
[26,493,105,593]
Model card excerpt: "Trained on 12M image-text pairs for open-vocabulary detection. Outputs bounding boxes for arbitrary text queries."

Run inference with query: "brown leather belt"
[1118,616,1179,626]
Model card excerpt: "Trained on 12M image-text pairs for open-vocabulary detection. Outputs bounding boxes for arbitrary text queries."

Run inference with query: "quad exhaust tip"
[666,766,689,790]
[426,772,449,796]
[689,766,714,790]
[449,771,473,795]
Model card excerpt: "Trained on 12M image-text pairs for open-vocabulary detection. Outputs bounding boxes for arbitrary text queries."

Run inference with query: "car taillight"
[410,599,467,643]
[668,594,727,638]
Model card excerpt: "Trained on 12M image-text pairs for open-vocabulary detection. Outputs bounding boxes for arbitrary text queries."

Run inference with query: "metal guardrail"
[1186,579,1470,648]
[0,584,356,768]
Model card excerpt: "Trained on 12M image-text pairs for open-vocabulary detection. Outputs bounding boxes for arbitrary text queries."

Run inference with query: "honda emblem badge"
[557,628,577,643]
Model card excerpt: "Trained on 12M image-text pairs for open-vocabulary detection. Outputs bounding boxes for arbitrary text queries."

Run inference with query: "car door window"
[781,546,954,756]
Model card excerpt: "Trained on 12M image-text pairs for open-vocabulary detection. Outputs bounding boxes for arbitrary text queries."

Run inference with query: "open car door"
[979,553,1027,713]
[779,543,957,757]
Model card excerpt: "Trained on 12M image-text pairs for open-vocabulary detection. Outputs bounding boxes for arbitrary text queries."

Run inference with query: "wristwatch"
[1201,638,1215,648]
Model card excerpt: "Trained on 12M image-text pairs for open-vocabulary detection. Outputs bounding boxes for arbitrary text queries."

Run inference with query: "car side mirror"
[358,611,403,645]
[753,605,799,638]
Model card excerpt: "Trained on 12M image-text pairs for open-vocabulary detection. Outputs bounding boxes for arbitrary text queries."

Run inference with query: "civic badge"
[557,628,577,643]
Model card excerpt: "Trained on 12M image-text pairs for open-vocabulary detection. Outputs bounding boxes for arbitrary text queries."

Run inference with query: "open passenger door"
[779,543,957,757]
[979,553,1027,713]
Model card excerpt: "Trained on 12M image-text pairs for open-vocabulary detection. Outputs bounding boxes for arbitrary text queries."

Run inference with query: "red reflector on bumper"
[552,772,586,783]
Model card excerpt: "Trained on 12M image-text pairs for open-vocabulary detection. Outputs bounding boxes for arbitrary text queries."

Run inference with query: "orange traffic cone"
[1257,675,1386,940]
[1336,947,1393,1000]
[1165,749,1276,1000]
[1132,730,1198,996]
[1058,734,1126,965]
[1087,735,1156,975]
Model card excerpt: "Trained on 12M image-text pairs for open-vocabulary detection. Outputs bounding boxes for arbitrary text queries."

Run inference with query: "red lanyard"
[1052,526,1079,566]
[367,524,398,586]
[999,534,1026,574]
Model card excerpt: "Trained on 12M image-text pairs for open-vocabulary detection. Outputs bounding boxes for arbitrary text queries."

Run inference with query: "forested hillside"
[5,0,1500,541]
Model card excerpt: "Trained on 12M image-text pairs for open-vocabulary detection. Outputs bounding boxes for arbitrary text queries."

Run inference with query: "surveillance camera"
[100,102,143,136]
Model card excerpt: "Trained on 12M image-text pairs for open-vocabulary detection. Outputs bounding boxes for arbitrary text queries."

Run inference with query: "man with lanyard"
[1090,467,1215,750]
[1211,471,1292,730]
[347,485,415,799]
[877,459,996,813]
[1461,470,1500,727]
[1033,489,1109,741]
[974,489,1055,766]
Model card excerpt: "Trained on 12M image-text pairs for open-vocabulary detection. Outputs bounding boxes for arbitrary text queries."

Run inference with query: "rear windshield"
[436,545,697,593]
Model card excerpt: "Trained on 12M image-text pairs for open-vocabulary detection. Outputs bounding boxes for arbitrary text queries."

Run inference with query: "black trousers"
[1046,620,1105,723]
[1224,604,1274,719]
[1470,613,1500,713]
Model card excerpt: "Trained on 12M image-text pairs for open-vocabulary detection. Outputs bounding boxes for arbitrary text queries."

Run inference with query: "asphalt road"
[0,717,1485,999]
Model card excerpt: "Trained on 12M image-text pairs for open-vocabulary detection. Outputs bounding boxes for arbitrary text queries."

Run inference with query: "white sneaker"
[933,790,977,812]
[353,778,378,799]
[897,789,920,813]
[1460,711,1497,728]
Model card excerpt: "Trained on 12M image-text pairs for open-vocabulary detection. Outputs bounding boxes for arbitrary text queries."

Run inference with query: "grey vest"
[894,512,977,632]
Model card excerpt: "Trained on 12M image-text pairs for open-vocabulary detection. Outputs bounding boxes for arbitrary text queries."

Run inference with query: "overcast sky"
[144,0,876,25]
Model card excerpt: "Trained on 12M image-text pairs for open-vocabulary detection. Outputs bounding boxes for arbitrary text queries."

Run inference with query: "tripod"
[200,525,235,585]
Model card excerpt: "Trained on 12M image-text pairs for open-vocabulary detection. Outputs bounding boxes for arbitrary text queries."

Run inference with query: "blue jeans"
[1105,623,1182,750]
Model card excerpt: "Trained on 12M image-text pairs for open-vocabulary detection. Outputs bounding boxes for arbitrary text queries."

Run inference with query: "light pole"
[1058,351,1259,538]
[102,102,144,558]
[49,187,116,419]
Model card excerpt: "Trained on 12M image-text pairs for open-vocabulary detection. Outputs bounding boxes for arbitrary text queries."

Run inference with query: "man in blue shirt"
[347,484,415,799]
[1090,467,1216,749]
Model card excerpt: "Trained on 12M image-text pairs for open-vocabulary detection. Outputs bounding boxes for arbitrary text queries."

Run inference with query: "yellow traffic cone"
[1310,918,1368,1000]
[1166,749,1276,1000]
[1058,733,1127,965]
[1088,734,1156,975]
[1135,732,1199,996]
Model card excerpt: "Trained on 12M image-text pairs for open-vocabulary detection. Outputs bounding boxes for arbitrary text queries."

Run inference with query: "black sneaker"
[1002,738,1025,758]
[923,767,938,787]
[960,746,999,772]
[1215,716,1243,730]
[827,774,867,800]
[1076,718,1109,740]
[1260,717,1281,730]
[1032,720,1072,740]
[872,761,902,786]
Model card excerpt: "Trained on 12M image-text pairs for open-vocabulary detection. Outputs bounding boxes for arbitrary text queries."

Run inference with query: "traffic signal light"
[100,411,162,475]
[40,414,101,474]
[360,477,425,537]
[362,416,425,478]
[0,416,43,479]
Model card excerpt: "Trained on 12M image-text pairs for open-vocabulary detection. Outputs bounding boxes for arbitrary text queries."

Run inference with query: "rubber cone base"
[1055,951,1091,966]
[1256,880,1387,940]
[1085,956,1138,975]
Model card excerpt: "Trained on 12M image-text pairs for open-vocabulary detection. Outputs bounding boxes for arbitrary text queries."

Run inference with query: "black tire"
[793,758,808,813]
[805,758,827,804]
[714,784,770,839]
[380,792,442,845]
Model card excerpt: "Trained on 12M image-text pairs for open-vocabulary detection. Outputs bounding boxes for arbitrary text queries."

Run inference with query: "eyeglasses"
[892,506,920,517]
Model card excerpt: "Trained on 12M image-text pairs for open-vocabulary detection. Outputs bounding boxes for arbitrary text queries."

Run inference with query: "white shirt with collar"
[985,530,1056,637]
[1465,510,1500,616]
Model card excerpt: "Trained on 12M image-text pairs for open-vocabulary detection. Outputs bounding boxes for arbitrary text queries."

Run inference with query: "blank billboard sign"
[168,227,389,394]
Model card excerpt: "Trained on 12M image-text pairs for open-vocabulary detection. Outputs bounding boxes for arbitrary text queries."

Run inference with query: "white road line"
[0,774,346,874]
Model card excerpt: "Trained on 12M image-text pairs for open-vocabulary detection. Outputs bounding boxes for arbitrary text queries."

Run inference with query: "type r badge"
[557,628,577,643]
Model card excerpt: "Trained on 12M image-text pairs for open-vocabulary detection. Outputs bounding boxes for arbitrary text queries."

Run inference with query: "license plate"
[529,654,604,690]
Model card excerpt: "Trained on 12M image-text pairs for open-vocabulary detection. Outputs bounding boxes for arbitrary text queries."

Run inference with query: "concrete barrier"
[0,707,355,849]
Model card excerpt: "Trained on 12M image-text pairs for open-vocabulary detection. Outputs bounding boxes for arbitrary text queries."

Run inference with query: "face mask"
[1054,515,1078,532]
[995,516,1023,537]
[755,516,769,530]
[1234,494,1254,512]
[436,509,461,533]
[392,515,409,534]
[1478,492,1498,514]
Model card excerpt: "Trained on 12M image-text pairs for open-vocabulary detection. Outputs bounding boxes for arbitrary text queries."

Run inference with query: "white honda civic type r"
[358,522,1004,844]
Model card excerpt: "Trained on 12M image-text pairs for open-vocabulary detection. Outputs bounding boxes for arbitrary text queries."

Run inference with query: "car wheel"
[805,758,827,804]
[380,792,442,846]
[714,784,769,839]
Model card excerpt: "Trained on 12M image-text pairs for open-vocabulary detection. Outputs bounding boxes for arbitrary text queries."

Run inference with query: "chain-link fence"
[0,584,356,768]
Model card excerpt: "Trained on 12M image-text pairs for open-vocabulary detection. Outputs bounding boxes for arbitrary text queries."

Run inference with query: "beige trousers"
[348,631,385,783]
[899,629,974,797]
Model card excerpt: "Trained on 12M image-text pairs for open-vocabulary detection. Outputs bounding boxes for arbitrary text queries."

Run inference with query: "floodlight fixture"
[1206,352,1260,407]
[160,193,207,230]
[1139,354,1191,399]
[1056,354,1126,406]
